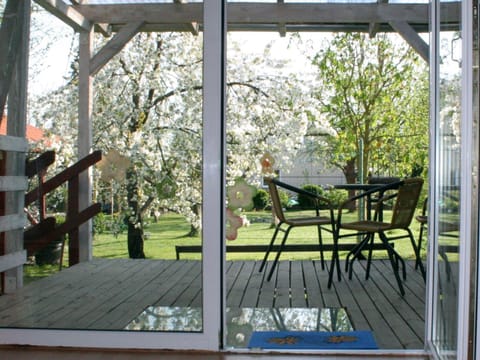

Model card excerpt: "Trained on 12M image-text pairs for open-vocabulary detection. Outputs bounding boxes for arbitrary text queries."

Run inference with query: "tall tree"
[309,33,429,185]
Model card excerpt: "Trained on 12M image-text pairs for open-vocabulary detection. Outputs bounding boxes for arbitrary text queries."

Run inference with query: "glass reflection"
[126,306,202,332]
[226,307,352,348]
[125,306,352,346]
[433,0,462,354]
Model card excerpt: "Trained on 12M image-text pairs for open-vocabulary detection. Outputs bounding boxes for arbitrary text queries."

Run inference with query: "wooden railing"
[24,150,102,267]
[0,134,29,293]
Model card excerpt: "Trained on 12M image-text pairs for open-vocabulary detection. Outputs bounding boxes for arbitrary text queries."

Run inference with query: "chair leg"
[415,223,426,270]
[365,233,375,280]
[259,225,282,273]
[267,228,292,281]
[317,225,325,270]
[328,230,342,288]
[327,253,337,289]
[439,246,452,282]
[347,234,371,280]
[387,240,407,280]
[408,229,426,281]
[380,232,405,296]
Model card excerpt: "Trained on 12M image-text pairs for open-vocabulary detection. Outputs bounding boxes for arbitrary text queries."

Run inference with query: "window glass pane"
[225,9,429,351]
[431,0,461,353]
[0,4,204,334]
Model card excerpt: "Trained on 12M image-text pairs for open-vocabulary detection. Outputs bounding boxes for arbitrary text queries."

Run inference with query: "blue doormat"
[248,330,378,350]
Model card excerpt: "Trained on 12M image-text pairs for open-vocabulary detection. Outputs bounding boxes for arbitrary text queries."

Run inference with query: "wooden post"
[2,0,30,293]
[77,28,94,262]
[68,176,80,265]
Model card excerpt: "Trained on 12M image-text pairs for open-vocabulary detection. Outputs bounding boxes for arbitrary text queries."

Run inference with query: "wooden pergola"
[39,1,461,64]
[0,0,460,293]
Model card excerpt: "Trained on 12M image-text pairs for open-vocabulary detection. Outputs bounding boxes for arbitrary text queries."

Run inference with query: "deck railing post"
[67,175,80,265]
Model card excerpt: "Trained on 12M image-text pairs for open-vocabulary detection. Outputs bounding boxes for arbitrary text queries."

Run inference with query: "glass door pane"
[430,0,462,356]
[0,1,223,350]
[225,2,429,352]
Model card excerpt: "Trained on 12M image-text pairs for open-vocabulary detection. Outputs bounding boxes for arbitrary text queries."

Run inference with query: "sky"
[27,4,337,97]
[29,8,75,96]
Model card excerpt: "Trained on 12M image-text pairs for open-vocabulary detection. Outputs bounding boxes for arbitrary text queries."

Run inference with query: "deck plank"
[328,265,372,333]
[314,259,340,308]
[301,260,325,308]
[364,260,424,349]
[227,261,255,308]
[240,261,266,307]
[354,259,424,348]
[273,260,291,307]
[343,278,401,348]
[256,262,277,308]
[290,260,307,307]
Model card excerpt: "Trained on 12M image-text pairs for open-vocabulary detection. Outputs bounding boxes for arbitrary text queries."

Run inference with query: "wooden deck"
[0,258,425,350]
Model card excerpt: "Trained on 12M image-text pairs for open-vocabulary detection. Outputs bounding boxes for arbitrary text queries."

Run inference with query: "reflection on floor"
[226,307,352,349]
[126,306,353,349]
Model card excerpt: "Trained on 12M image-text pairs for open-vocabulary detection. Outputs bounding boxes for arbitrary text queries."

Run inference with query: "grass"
[24,208,436,283]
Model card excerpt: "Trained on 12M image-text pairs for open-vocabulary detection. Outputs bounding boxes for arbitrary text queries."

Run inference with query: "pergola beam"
[90,21,144,76]
[69,2,459,34]
[369,0,389,38]
[390,20,429,62]
[34,0,92,33]
[173,0,199,35]
[277,0,286,37]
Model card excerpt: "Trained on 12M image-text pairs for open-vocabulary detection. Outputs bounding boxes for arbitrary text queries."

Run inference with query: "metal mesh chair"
[259,177,336,281]
[328,177,424,296]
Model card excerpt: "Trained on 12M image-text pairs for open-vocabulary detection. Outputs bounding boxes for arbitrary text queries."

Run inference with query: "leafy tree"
[308,33,429,186]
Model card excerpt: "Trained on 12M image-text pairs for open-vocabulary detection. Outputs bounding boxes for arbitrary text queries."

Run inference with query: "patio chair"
[415,197,459,280]
[328,177,424,296]
[259,177,336,281]
[366,176,401,221]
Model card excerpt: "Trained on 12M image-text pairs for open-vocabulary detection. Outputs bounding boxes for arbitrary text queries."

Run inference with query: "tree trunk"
[343,158,357,211]
[126,167,145,259]
[187,203,201,237]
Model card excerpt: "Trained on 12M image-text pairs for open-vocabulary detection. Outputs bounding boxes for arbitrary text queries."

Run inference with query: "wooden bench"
[175,243,389,259]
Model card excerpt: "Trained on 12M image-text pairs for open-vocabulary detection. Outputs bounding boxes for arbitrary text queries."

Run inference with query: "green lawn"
[24,209,429,282]
[91,209,426,261]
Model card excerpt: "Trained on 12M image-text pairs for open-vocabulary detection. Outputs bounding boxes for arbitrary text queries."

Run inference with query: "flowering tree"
[31,32,321,258]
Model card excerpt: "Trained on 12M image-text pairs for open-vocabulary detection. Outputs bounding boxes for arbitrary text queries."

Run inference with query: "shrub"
[278,189,289,209]
[324,189,348,208]
[253,189,269,210]
[93,212,108,234]
[255,187,289,210]
[296,185,348,209]
[297,184,324,209]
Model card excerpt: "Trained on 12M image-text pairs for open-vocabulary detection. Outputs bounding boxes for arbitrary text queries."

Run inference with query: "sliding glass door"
[0,0,223,350]
[429,0,478,358]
